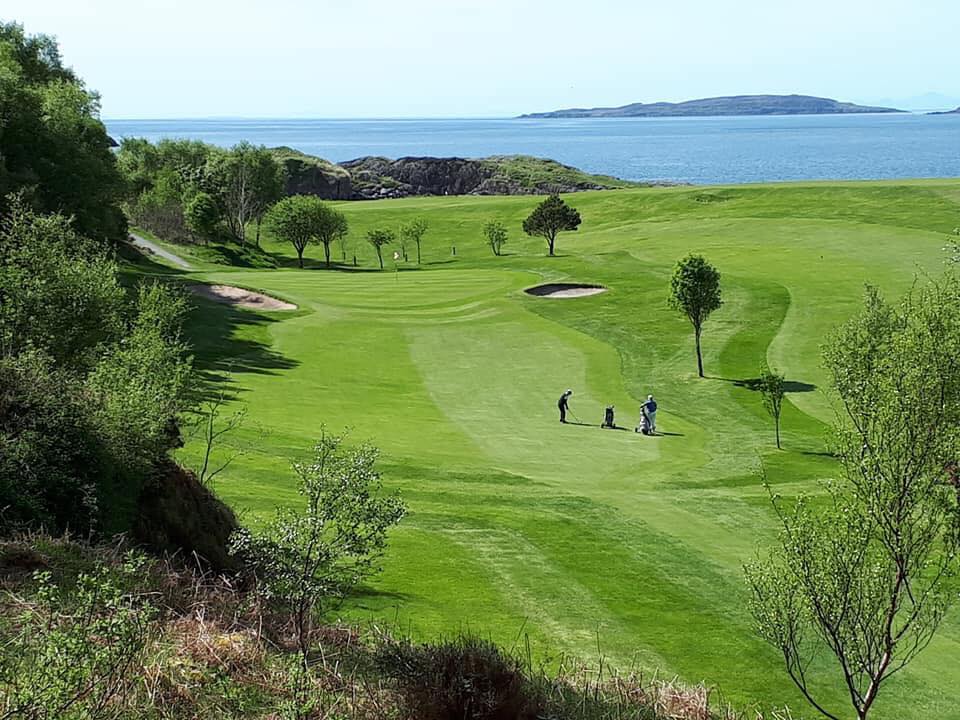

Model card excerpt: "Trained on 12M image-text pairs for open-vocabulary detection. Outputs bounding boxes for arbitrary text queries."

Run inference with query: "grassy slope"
[169,180,960,720]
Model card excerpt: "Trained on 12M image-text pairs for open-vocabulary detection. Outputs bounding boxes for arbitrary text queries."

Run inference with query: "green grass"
[159,179,960,719]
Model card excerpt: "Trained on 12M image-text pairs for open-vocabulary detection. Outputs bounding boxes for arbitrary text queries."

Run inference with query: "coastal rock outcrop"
[271,150,634,201]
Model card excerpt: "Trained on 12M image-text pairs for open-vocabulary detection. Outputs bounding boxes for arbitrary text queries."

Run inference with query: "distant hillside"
[928,106,960,115]
[520,94,905,119]
[270,150,639,200]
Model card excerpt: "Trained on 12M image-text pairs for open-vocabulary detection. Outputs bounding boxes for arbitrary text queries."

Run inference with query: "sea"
[104,114,960,185]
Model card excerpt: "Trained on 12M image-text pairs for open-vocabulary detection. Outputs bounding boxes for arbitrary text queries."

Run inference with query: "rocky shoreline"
[270,148,641,200]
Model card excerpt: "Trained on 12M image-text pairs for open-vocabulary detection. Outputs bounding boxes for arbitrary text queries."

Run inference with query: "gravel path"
[128,232,192,269]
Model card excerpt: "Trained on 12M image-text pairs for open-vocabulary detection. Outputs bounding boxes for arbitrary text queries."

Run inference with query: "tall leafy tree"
[208,142,282,245]
[669,255,722,377]
[266,195,325,268]
[747,278,960,720]
[249,151,286,247]
[522,194,581,256]
[0,23,126,242]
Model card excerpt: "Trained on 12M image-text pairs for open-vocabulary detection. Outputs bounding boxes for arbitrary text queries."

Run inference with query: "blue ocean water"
[104,114,960,185]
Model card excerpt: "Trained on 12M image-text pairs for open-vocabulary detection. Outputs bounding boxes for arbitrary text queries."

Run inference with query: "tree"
[265,195,346,269]
[208,142,281,245]
[266,195,316,268]
[367,228,395,270]
[483,220,508,256]
[756,364,786,449]
[314,205,348,268]
[184,191,221,243]
[746,278,960,720]
[669,255,722,378]
[401,217,429,264]
[522,194,581,256]
[186,383,248,486]
[230,430,405,717]
[0,23,126,242]
[249,153,285,247]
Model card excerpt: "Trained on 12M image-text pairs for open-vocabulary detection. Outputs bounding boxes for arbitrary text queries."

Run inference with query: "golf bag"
[637,412,651,435]
[602,405,616,429]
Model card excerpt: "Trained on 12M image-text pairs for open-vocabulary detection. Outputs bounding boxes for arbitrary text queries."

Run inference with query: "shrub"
[0,206,192,535]
[0,555,155,719]
[376,636,541,720]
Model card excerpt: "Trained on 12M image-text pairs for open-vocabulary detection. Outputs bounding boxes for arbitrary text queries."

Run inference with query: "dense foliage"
[0,22,126,241]
[0,205,191,534]
[117,138,284,247]
[264,194,347,268]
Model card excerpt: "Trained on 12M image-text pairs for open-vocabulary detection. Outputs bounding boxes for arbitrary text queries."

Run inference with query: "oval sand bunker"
[525,283,608,299]
[188,284,297,311]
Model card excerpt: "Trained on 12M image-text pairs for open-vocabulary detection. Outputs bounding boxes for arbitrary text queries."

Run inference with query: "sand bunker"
[525,283,608,298]
[188,284,297,311]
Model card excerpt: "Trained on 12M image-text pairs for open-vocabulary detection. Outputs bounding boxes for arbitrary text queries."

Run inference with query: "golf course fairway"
[163,180,960,719]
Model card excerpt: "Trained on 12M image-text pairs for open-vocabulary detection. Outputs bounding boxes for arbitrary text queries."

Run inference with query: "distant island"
[519,94,905,119]
[928,106,960,115]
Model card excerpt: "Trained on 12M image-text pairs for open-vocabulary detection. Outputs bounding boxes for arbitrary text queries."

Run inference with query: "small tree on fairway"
[522,194,581,256]
[758,364,785,449]
[746,278,960,720]
[367,228,395,270]
[230,430,405,716]
[266,195,320,268]
[401,217,429,264]
[266,195,345,268]
[483,220,508,256]
[312,204,348,268]
[669,255,722,377]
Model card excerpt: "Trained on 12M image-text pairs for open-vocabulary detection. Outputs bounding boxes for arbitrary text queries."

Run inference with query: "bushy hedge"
[0,204,192,534]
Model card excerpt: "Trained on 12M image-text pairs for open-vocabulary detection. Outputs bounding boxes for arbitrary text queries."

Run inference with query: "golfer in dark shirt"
[558,389,572,423]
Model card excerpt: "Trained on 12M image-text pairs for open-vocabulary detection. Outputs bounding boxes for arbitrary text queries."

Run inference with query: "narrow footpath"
[128,232,192,269]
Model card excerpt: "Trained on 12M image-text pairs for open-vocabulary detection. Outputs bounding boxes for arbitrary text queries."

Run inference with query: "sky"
[4,0,959,118]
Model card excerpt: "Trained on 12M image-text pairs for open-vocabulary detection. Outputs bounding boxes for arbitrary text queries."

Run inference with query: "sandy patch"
[525,283,608,298]
[188,284,297,311]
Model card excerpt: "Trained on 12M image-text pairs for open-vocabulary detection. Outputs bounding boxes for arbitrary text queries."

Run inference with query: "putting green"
[174,180,960,719]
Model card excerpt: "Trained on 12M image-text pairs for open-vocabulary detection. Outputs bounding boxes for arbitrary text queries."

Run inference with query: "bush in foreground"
[0,535,761,720]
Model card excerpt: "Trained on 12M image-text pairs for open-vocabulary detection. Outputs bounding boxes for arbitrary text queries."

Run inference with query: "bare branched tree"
[747,278,960,720]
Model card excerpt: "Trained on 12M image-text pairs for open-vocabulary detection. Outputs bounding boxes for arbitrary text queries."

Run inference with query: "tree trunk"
[775,416,781,449]
[324,242,331,268]
[377,249,383,270]
[255,217,262,247]
[417,242,421,264]
[296,245,304,269]
[548,233,556,256]
[695,326,704,377]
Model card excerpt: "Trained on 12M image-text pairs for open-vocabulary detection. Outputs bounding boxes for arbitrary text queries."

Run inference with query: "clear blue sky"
[4,0,958,118]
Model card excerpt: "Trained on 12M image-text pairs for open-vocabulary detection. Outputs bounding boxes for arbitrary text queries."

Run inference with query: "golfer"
[643,394,658,433]
[558,389,573,423]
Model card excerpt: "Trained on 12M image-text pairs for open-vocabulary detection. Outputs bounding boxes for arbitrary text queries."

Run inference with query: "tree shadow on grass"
[715,376,818,393]
[182,296,300,401]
